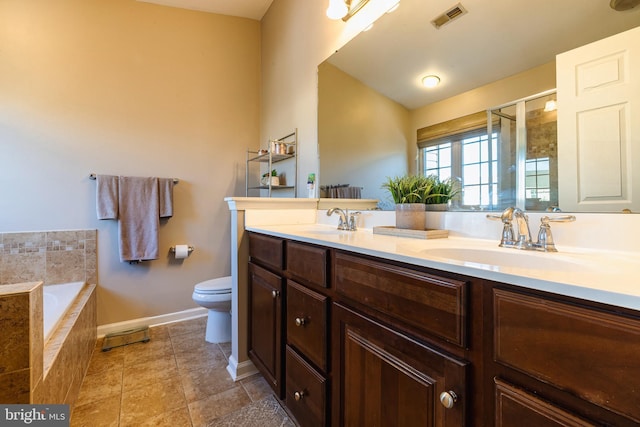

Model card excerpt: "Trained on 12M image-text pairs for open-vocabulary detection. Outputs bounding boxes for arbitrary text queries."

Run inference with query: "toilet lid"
[195,277,232,294]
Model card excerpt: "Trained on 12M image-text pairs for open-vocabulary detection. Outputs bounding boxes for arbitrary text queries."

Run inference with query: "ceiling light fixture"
[544,99,557,112]
[422,75,441,88]
[326,0,371,21]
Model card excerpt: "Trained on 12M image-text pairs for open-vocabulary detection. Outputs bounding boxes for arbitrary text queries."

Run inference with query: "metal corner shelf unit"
[246,129,298,197]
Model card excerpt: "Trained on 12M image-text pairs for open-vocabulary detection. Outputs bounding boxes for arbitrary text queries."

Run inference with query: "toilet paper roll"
[174,244,190,259]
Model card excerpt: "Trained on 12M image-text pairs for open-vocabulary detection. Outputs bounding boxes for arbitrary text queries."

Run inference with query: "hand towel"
[117,176,160,262]
[158,178,174,218]
[96,175,119,220]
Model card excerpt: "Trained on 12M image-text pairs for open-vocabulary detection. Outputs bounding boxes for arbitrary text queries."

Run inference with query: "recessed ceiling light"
[422,75,441,88]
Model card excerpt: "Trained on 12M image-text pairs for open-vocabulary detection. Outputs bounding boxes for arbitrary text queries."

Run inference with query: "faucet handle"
[487,213,515,247]
[535,215,576,252]
[542,215,576,224]
[348,211,361,231]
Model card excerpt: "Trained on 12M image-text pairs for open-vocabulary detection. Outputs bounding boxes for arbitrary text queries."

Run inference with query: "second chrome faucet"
[327,207,360,231]
[488,207,575,252]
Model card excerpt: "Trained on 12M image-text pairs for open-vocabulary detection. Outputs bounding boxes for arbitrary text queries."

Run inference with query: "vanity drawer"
[495,378,597,426]
[286,241,328,289]
[334,251,468,347]
[286,280,329,372]
[285,345,327,427]
[494,289,640,423]
[249,232,284,271]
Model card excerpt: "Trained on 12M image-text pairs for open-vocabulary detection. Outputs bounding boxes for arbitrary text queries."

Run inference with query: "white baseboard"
[227,355,258,382]
[97,307,208,338]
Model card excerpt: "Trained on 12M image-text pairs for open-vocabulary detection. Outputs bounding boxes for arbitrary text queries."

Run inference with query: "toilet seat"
[194,277,232,295]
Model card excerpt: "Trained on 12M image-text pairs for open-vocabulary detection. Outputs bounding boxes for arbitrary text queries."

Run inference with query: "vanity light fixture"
[326,0,349,20]
[326,0,371,21]
[422,75,441,88]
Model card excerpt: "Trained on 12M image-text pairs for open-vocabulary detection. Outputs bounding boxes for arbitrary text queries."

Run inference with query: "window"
[525,157,551,202]
[421,131,499,208]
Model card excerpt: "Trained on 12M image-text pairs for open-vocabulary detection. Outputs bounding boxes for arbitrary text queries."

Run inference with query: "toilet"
[192,276,232,343]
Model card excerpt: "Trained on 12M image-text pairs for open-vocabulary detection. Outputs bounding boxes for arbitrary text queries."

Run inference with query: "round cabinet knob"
[294,391,305,401]
[439,391,458,409]
[271,290,279,298]
[295,317,306,327]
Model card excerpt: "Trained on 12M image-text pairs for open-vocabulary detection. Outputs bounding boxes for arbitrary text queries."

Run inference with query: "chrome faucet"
[487,207,575,252]
[512,207,533,249]
[327,207,360,231]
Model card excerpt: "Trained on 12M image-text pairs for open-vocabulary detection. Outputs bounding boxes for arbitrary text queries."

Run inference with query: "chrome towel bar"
[89,173,179,184]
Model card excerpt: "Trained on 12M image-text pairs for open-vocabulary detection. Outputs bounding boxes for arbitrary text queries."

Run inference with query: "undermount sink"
[419,247,591,271]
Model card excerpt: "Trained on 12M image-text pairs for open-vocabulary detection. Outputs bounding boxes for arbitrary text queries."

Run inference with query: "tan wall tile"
[0,368,31,403]
[0,293,31,373]
[46,250,85,284]
[1,252,46,285]
[30,286,43,390]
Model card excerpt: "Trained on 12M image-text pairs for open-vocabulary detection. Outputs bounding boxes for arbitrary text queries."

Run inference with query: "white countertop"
[246,223,640,311]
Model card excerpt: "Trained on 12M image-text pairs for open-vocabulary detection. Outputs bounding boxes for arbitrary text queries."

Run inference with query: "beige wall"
[0,0,260,325]
[260,0,389,194]
[318,62,410,205]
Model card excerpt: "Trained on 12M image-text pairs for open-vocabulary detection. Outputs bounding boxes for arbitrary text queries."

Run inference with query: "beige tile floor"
[71,317,296,427]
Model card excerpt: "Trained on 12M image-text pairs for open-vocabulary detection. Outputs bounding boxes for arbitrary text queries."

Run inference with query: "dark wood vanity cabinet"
[491,287,640,426]
[248,233,285,398]
[247,231,640,426]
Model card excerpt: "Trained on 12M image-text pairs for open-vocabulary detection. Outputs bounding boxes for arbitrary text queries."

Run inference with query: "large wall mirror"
[318,0,640,212]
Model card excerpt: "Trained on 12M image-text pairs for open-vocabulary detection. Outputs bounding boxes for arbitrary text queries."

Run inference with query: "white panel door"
[557,25,640,212]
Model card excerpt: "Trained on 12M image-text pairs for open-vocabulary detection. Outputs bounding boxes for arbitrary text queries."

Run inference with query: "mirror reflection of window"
[418,90,558,211]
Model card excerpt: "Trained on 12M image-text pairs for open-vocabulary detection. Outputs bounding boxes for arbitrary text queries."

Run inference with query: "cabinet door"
[248,262,284,397]
[332,303,468,427]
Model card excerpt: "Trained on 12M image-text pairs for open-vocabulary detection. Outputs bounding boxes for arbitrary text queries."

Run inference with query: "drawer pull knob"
[294,391,305,401]
[295,317,306,327]
[271,290,279,298]
[439,391,457,409]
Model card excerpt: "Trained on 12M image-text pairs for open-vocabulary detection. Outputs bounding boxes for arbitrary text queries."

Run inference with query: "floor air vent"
[431,3,467,29]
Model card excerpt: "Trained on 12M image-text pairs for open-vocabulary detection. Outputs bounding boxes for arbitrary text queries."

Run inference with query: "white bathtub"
[43,281,86,343]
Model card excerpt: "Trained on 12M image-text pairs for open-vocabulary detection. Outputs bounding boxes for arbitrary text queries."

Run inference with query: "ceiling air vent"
[431,3,467,29]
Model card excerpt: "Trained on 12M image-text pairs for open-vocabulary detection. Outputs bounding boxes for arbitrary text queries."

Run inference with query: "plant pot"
[425,202,450,211]
[395,203,426,230]
[261,176,280,186]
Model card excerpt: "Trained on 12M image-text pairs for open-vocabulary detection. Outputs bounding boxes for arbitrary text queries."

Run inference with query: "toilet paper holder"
[169,246,195,254]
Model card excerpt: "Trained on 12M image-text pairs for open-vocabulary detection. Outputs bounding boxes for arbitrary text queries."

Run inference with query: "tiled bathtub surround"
[0,282,43,403]
[0,230,97,286]
[35,283,96,406]
[0,282,96,404]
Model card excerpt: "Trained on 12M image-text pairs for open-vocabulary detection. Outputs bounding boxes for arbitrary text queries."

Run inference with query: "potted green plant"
[261,169,279,186]
[382,175,434,229]
[424,176,460,210]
